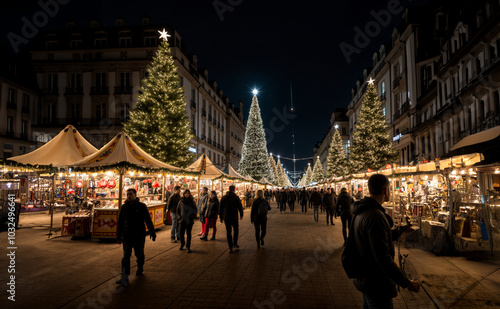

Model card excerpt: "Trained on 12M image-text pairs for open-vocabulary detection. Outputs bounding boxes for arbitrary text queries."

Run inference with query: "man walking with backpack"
[309,187,322,223]
[348,174,419,308]
[251,190,271,249]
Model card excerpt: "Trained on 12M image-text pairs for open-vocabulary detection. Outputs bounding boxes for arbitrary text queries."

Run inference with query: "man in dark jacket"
[279,188,288,213]
[336,187,353,244]
[309,188,322,223]
[116,188,156,286]
[299,187,308,214]
[322,188,335,226]
[166,186,181,242]
[287,188,296,212]
[220,186,244,253]
[351,174,419,307]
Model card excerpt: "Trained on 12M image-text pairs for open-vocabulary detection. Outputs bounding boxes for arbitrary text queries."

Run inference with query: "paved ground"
[0,202,499,309]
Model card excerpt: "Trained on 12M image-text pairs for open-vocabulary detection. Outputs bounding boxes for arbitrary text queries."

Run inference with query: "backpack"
[341,215,362,279]
[257,199,269,215]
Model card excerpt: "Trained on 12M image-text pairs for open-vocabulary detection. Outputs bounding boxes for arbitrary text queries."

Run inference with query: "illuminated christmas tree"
[326,128,348,177]
[349,80,398,172]
[124,29,194,167]
[269,154,278,185]
[238,92,273,180]
[311,157,325,183]
[275,157,287,187]
[303,163,313,186]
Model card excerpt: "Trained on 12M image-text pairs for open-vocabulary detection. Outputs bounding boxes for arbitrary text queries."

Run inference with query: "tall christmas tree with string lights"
[326,127,348,178]
[303,163,313,186]
[269,154,278,185]
[311,157,325,183]
[124,29,194,167]
[349,80,398,172]
[275,157,287,187]
[238,91,273,180]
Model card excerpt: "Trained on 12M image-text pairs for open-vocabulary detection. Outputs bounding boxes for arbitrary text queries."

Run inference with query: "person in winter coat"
[177,189,198,253]
[336,187,354,244]
[322,188,336,226]
[279,188,288,213]
[201,191,219,241]
[299,187,308,214]
[351,174,419,307]
[116,189,156,286]
[251,190,272,249]
[196,187,209,237]
[287,188,297,212]
[220,185,244,253]
[309,188,322,223]
[166,186,182,242]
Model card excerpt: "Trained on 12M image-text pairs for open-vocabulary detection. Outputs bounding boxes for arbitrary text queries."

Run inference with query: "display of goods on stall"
[76,180,83,188]
[107,178,116,189]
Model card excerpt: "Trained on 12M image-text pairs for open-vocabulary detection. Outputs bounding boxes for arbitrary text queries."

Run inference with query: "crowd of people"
[115,175,420,308]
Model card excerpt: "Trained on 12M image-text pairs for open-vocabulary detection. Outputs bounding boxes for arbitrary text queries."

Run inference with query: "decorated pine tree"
[275,157,284,187]
[124,29,194,167]
[269,154,278,185]
[311,157,325,183]
[238,93,273,180]
[326,128,348,178]
[304,163,313,186]
[349,81,398,172]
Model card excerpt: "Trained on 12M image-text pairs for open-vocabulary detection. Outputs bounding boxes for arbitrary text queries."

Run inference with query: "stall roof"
[245,175,259,183]
[222,164,247,181]
[451,126,500,151]
[187,154,229,180]
[7,125,97,168]
[69,132,182,172]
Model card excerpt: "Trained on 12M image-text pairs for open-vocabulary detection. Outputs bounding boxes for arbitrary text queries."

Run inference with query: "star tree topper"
[367,77,375,85]
[158,28,171,41]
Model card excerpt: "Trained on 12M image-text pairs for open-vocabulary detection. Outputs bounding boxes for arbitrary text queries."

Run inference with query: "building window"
[120,104,130,122]
[120,72,130,87]
[95,38,107,48]
[70,40,83,48]
[70,104,81,120]
[96,72,106,87]
[47,103,56,121]
[119,37,131,47]
[48,73,58,92]
[144,31,157,47]
[179,76,183,87]
[342,127,347,136]
[7,116,14,133]
[96,103,106,119]
[21,120,28,138]
[71,73,82,89]
[382,107,386,116]
[8,88,16,104]
[22,94,30,112]
[46,41,59,49]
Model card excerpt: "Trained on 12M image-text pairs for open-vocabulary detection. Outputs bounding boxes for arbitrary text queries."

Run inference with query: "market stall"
[3,125,98,236]
[68,132,197,239]
[222,164,248,198]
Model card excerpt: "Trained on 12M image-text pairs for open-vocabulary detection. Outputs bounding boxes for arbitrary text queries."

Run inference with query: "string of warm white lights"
[269,153,314,162]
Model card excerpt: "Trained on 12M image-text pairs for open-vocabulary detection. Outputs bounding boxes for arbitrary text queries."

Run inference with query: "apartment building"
[28,17,245,169]
[0,49,39,159]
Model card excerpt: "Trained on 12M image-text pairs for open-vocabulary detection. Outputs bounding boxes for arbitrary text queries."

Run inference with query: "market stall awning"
[69,132,182,173]
[451,126,500,151]
[245,175,259,183]
[6,125,97,168]
[186,154,229,180]
[222,164,247,181]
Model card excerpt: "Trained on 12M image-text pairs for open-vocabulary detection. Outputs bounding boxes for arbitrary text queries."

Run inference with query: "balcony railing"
[190,100,196,109]
[207,138,212,144]
[221,125,224,131]
[91,86,109,95]
[392,101,410,121]
[212,141,216,146]
[201,134,206,140]
[65,87,83,95]
[114,86,133,94]
[202,109,207,117]
[458,111,500,140]
[208,115,212,121]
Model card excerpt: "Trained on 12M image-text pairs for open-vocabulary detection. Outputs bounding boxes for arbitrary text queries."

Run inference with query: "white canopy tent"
[7,125,97,168]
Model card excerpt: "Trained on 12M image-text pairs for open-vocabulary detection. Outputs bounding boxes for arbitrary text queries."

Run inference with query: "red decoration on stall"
[76,180,83,188]
[99,179,108,188]
[385,164,393,169]
[67,188,75,194]
[108,179,116,189]
[143,179,148,184]
[152,180,160,188]
[367,168,374,172]
[134,181,139,192]
[148,179,153,183]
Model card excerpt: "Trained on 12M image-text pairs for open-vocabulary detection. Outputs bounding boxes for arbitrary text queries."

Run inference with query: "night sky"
[1,0,428,174]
